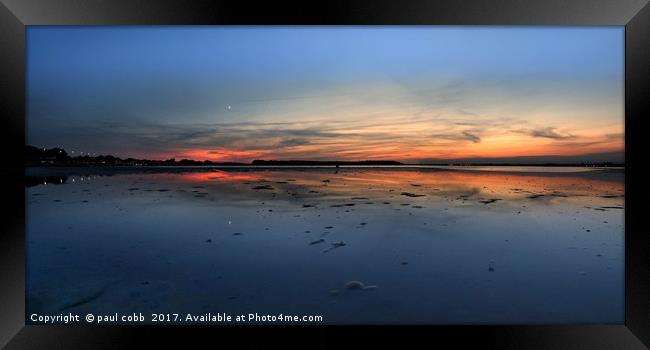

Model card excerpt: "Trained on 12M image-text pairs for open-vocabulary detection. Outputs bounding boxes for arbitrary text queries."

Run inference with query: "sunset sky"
[27,26,624,163]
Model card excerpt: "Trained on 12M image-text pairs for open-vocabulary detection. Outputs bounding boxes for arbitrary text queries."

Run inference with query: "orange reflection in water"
[332,169,623,198]
[158,168,623,203]
[179,170,260,182]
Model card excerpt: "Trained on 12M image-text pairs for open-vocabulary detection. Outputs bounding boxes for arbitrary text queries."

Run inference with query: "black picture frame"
[1,0,649,348]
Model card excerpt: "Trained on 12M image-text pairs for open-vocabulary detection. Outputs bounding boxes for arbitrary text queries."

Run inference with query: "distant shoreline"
[26,163,625,168]
[25,164,625,188]
[25,145,624,168]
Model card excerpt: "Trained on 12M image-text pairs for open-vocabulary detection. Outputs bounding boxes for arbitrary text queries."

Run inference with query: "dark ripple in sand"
[479,198,501,204]
[401,192,424,197]
[527,194,545,199]
[330,203,355,207]
[323,241,347,253]
[252,185,274,190]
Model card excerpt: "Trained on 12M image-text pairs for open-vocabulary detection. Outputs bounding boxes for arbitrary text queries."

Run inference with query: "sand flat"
[26,166,624,324]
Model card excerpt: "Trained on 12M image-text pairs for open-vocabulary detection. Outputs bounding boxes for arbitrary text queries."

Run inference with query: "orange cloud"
[172,148,270,162]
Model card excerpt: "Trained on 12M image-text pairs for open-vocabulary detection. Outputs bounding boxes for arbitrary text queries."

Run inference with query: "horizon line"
[26,145,624,166]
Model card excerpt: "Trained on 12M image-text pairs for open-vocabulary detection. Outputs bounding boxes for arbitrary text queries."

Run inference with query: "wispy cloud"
[431,131,481,143]
[513,126,576,140]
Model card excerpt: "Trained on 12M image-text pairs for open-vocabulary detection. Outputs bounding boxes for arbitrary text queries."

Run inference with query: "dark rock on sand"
[252,185,274,190]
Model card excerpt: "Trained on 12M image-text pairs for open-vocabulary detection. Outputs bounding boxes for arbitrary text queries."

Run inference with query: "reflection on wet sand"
[26,167,624,324]
[91,168,623,210]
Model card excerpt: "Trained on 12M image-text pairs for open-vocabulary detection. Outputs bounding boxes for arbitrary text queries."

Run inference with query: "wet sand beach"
[26,166,624,324]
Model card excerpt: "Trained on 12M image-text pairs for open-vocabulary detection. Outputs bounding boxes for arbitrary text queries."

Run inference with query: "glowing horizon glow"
[27,27,624,163]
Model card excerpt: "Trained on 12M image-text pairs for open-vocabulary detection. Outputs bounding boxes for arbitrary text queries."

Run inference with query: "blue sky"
[27,26,624,162]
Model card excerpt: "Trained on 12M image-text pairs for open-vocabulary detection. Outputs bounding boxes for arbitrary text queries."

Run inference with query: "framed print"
[1,0,649,348]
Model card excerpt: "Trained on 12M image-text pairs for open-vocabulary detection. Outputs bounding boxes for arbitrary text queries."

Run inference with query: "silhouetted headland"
[26,146,246,166]
[25,146,405,167]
